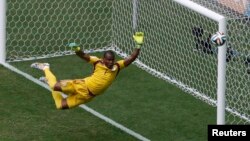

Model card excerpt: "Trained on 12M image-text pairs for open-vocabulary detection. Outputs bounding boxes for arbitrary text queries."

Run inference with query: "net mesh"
[6,0,250,124]
[113,0,250,124]
[190,0,250,125]
[192,0,250,18]
[6,0,112,61]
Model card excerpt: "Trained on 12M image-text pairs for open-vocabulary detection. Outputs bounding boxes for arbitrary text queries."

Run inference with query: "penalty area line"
[1,62,150,141]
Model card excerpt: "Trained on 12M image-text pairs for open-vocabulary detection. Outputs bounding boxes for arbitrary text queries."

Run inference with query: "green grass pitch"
[1,54,216,141]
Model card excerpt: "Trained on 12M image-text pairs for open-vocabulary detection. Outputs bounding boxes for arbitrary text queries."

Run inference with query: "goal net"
[4,0,250,124]
[6,0,113,61]
[175,0,250,124]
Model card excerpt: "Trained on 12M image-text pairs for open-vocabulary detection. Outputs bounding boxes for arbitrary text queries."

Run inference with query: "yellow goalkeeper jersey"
[84,56,125,95]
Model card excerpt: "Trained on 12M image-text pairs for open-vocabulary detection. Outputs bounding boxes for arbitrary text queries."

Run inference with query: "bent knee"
[53,82,62,91]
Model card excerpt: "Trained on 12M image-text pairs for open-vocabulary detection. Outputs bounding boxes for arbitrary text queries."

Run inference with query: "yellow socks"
[51,91,63,109]
[44,68,57,89]
[44,68,63,109]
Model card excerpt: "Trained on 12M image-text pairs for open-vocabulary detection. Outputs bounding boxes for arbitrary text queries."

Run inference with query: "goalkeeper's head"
[103,50,115,69]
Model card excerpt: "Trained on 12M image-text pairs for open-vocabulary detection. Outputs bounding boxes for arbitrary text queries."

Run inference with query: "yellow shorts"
[59,79,94,108]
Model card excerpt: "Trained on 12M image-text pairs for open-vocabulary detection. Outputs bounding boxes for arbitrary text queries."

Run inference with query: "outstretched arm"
[67,43,90,62]
[124,32,144,67]
[124,48,140,67]
[75,50,90,62]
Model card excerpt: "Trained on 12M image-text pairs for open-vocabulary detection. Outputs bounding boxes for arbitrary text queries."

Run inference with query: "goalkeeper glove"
[67,42,81,52]
[133,32,144,49]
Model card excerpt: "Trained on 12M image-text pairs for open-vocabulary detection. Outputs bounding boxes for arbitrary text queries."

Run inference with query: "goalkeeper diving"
[31,32,144,109]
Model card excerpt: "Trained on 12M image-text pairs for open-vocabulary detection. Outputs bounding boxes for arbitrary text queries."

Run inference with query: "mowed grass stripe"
[0,65,138,141]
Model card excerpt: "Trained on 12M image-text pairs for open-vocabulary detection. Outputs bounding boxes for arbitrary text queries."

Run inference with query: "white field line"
[1,62,150,141]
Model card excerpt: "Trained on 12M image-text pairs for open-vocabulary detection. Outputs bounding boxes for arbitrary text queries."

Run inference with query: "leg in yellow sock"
[51,91,63,109]
[31,63,68,109]
[44,68,57,89]
[43,68,66,109]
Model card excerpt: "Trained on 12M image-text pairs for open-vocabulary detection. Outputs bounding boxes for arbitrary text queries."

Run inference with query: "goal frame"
[174,0,227,125]
[0,0,6,64]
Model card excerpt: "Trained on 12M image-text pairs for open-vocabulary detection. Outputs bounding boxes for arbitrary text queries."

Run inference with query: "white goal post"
[174,0,227,125]
[0,0,6,64]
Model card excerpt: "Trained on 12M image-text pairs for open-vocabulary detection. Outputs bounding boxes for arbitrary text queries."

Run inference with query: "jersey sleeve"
[116,60,125,70]
[88,56,101,64]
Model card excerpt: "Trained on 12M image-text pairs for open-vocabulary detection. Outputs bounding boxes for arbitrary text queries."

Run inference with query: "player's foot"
[39,76,48,84]
[31,63,50,70]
